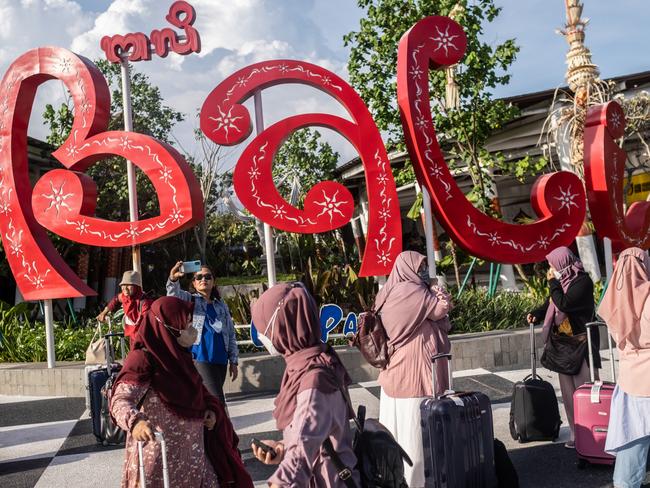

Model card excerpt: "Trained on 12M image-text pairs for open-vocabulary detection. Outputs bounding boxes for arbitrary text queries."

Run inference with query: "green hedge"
[449,288,542,334]
[0,288,543,362]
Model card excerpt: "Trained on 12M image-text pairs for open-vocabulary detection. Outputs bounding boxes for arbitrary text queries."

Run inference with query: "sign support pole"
[120,55,141,273]
[421,186,437,280]
[253,91,277,287]
[44,299,55,368]
[604,237,613,283]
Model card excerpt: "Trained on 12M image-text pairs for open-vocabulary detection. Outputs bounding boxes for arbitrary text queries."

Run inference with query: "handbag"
[85,322,107,365]
[350,301,392,369]
[540,327,588,375]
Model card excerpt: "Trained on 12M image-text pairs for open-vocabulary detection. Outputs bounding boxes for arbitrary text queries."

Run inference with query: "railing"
[234,324,349,348]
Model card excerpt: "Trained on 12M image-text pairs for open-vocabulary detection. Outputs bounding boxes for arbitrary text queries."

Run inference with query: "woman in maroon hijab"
[250,282,360,487]
[527,246,600,449]
[109,296,253,488]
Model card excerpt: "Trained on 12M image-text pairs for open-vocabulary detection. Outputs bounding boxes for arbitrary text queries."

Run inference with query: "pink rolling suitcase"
[573,321,616,468]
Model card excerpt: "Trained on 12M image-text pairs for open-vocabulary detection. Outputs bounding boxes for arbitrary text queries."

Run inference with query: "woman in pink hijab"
[250,282,360,487]
[598,247,650,488]
[526,246,600,449]
[375,251,452,488]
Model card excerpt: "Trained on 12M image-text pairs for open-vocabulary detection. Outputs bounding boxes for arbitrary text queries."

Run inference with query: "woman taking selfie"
[167,261,239,405]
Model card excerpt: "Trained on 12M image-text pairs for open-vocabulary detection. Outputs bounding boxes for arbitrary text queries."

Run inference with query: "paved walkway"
[1,358,647,487]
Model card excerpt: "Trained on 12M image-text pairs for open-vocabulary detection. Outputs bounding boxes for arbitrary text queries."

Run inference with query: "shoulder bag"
[540,327,588,375]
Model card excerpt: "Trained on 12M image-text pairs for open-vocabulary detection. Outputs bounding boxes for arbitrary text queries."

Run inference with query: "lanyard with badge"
[192,300,223,346]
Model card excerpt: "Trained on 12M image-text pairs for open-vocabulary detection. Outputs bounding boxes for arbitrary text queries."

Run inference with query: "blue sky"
[1,0,648,165]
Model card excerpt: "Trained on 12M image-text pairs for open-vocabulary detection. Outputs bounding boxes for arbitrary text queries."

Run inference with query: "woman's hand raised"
[169,261,184,282]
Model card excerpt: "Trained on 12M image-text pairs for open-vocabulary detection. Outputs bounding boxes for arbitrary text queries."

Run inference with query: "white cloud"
[9,0,647,175]
[0,0,360,166]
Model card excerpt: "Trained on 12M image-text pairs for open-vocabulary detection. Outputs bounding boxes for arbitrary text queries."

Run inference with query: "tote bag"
[85,323,107,365]
[541,329,588,375]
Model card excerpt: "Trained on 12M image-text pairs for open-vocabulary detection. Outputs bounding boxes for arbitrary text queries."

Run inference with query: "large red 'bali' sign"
[200,60,402,277]
[397,16,587,263]
[583,101,650,252]
[0,10,642,300]
[0,47,203,300]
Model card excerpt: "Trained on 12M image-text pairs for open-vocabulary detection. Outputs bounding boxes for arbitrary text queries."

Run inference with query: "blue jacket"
[166,278,239,364]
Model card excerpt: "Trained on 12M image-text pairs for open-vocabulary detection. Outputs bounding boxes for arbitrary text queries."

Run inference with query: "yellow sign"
[624,172,650,205]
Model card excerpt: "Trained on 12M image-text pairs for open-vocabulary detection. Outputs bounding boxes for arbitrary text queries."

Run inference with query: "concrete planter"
[0,326,610,397]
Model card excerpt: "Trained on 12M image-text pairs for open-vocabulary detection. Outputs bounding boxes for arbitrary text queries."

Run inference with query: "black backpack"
[323,391,411,488]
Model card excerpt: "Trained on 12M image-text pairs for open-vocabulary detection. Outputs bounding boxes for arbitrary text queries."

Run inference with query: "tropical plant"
[449,287,542,333]
[345,0,546,213]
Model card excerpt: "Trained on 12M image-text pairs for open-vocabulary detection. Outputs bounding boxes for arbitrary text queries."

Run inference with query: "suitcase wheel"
[577,458,587,470]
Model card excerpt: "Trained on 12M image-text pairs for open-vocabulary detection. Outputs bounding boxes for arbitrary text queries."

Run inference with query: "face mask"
[259,304,281,356]
[553,270,562,280]
[258,333,280,356]
[418,267,431,284]
[176,325,198,348]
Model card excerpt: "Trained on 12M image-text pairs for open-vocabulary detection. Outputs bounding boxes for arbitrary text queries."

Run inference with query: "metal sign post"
[120,56,141,274]
[421,186,437,279]
[253,91,277,287]
[44,299,55,368]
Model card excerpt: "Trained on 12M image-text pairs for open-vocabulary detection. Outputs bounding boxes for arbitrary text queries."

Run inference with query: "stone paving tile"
[1,366,648,488]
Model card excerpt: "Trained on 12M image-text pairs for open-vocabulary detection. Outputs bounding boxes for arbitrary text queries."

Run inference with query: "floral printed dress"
[111,382,220,488]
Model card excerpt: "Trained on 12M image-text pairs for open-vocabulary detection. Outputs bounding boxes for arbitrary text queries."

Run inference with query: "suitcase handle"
[431,353,454,398]
[104,332,124,338]
[585,321,616,383]
[138,431,169,488]
[103,332,127,373]
[529,321,540,379]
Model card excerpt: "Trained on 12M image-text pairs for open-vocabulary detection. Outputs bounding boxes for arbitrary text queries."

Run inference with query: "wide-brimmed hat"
[119,270,142,287]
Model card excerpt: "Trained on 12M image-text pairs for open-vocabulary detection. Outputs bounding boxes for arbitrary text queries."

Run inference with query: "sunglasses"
[193,273,213,281]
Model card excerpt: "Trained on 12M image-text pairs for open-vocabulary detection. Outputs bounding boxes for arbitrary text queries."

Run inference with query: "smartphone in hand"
[251,438,277,459]
[179,260,201,274]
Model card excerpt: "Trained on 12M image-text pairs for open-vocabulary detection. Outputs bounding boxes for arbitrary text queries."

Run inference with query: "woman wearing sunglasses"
[167,262,239,405]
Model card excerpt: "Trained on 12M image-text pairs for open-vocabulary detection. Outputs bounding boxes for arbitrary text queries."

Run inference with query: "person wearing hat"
[97,270,153,349]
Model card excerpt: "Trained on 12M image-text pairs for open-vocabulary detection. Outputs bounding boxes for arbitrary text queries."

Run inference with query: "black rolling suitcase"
[509,322,561,442]
[420,353,497,488]
[88,331,126,445]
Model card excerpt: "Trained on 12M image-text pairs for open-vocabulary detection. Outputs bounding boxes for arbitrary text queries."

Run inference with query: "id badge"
[192,322,203,346]
[209,319,223,333]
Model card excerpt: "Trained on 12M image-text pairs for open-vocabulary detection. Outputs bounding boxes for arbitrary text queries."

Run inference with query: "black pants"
[194,361,228,404]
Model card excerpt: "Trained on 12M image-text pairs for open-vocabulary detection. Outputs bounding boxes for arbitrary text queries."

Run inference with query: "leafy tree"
[175,118,236,264]
[272,128,339,202]
[269,128,341,273]
[344,0,546,211]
